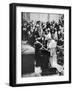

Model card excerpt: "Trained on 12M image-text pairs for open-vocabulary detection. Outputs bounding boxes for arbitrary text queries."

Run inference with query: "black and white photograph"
[10,3,71,86]
[21,12,64,77]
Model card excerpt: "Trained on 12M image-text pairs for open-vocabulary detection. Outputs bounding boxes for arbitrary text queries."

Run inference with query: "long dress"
[47,39,57,66]
[47,39,63,72]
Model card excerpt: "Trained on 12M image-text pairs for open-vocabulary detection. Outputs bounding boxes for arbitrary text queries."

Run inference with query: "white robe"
[47,40,63,72]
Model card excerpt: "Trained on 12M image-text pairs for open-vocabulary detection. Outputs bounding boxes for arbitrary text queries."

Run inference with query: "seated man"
[34,38,50,74]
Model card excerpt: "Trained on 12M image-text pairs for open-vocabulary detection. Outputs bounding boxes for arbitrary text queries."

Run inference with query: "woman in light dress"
[47,38,63,73]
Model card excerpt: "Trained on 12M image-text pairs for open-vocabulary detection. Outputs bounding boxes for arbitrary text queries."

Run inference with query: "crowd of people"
[22,15,64,75]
